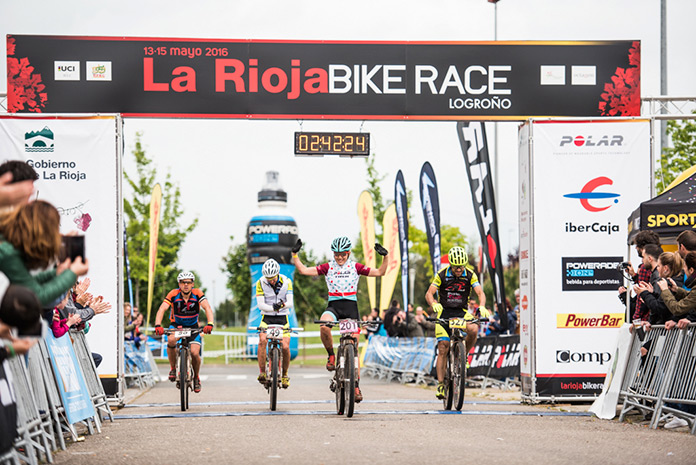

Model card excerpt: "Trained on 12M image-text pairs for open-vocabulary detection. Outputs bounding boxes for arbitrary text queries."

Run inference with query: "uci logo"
[57,65,75,72]
[563,176,620,212]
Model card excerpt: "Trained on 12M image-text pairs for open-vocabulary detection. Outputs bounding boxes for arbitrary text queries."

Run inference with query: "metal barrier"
[124,341,156,389]
[363,335,437,385]
[618,323,696,433]
[2,329,115,464]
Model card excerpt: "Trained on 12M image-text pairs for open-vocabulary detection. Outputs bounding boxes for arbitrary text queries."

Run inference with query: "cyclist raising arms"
[292,236,388,403]
[425,247,489,400]
[255,258,294,389]
[154,272,214,393]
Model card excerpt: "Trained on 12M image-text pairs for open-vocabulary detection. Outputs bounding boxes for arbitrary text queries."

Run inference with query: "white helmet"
[262,259,280,278]
[177,271,195,282]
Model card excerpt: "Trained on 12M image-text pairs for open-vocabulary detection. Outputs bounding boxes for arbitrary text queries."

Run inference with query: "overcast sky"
[2,0,696,308]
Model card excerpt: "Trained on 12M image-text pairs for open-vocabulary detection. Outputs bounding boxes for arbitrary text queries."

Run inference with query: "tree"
[656,113,696,193]
[123,132,199,323]
[220,236,251,324]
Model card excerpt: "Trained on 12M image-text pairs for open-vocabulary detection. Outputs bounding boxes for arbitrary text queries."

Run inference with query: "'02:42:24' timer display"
[294,132,370,156]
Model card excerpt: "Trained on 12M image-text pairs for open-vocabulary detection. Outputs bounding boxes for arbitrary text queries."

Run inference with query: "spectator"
[0,273,43,338]
[513,289,521,335]
[0,200,88,307]
[414,306,435,337]
[676,230,696,289]
[657,251,696,318]
[0,160,37,214]
[50,294,81,338]
[365,307,383,338]
[635,252,684,326]
[125,312,147,349]
[620,241,663,322]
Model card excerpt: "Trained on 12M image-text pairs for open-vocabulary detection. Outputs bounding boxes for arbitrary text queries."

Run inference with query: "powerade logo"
[556,350,611,365]
[559,135,624,147]
[562,256,622,291]
[563,176,620,212]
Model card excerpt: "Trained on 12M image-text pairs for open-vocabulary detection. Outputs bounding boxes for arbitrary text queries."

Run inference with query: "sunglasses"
[334,252,349,258]
[179,281,194,285]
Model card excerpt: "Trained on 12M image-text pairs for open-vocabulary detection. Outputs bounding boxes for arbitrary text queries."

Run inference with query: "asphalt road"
[51,364,696,464]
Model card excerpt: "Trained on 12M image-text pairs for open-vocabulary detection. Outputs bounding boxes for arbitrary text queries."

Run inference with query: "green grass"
[200,323,344,366]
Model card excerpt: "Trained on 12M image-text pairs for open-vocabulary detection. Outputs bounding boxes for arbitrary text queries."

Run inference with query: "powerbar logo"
[248,224,299,235]
[556,313,624,328]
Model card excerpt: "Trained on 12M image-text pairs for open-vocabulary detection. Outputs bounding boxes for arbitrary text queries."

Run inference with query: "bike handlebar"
[426,316,489,324]
[163,327,205,336]
[313,319,376,327]
[247,326,304,332]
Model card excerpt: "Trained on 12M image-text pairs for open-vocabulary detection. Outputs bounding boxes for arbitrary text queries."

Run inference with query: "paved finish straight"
[51,365,696,464]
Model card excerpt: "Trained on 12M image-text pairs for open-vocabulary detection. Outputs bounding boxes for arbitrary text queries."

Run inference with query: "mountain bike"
[315,319,374,418]
[164,327,204,412]
[427,315,487,411]
[249,324,303,411]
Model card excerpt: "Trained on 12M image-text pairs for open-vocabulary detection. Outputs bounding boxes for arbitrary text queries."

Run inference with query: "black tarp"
[627,171,696,244]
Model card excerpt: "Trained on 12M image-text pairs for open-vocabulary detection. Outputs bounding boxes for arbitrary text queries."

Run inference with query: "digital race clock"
[294,132,370,156]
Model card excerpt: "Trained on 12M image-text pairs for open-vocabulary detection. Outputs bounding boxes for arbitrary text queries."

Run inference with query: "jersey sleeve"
[255,279,264,296]
[192,288,207,301]
[470,270,480,287]
[355,263,371,276]
[163,289,178,305]
[316,263,330,275]
[431,266,448,287]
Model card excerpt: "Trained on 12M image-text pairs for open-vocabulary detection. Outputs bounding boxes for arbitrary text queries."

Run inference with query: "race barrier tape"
[1,330,115,463]
[617,323,696,434]
[362,334,520,387]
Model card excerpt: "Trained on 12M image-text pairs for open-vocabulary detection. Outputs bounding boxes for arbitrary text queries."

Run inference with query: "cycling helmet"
[331,236,352,253]
[177,271,195,282]
[448,247,468,267]
[262,258,280,278]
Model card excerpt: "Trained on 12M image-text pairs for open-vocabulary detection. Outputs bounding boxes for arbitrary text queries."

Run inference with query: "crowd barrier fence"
[618,323,696,434]
[362,334,520,388]
[1,329,114,464]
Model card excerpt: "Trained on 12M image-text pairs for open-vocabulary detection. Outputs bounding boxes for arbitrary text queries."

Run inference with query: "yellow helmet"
[448,247,468,267]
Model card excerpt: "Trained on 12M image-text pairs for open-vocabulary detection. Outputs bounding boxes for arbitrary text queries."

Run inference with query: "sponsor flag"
[456,122,507,329]
[379,203,401,314]
[123,222,134,306]
[357,191,377,310]
[145,183,162,330]
[419,162,441,275]
[394,171,409,312]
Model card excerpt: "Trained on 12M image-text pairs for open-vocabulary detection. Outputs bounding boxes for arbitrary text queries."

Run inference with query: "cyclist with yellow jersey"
[425,247,489,399]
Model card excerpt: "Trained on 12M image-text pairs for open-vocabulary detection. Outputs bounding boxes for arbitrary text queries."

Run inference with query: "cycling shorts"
[168,324,202,345]
[435,307,477,342]
[322,299,359,321]
[259,314,290,335]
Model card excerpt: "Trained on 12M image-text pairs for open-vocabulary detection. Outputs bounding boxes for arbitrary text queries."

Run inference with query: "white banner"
[520,119,651,398]
[0,115,122,389]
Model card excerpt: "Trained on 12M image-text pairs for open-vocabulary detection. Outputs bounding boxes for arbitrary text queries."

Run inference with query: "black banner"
[419,162,442,274]
[467,334,520,379]
[562,256,623,291]
[7,35,641,119]
[395,170,409,310]
[457,121,507,329]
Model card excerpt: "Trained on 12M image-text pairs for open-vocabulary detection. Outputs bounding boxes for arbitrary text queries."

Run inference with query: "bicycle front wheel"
[179,349,188,412]
[344,344,356,418]
[453,341,467,411]
[335,348,345,415]
[444,348,454,410]
[270,346,279,411]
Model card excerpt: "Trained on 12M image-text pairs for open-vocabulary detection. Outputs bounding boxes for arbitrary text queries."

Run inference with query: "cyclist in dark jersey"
[425,247,489,399]
[154,271,214,393]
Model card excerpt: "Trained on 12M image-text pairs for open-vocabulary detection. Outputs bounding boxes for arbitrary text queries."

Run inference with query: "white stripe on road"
[226,375,248,380]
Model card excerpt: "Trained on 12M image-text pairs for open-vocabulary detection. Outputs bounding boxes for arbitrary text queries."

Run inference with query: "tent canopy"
[627,167,696,244]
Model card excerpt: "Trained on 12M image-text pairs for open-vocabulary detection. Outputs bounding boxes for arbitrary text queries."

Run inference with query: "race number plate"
[175,330,191,338]
[339,319,359,334]
[449,318,467,329]
[267,325,284,340]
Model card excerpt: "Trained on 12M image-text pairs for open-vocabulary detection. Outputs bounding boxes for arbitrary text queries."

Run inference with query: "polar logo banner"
[562,256,622,291]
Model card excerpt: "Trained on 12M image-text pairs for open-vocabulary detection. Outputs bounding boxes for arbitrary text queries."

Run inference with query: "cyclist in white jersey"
[292,236,388,403]
[255,258,294,388]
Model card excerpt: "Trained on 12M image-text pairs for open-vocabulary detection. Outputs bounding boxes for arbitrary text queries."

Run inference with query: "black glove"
[272,302,284,311]
[291,239,303,254]
[374,243,388,256]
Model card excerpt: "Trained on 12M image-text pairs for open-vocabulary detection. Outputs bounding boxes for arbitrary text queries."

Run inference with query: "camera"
[59,235,85,261]
[619,261,630,270]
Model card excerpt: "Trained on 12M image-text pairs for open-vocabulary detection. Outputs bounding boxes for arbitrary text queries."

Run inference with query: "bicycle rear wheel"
[444,348,454,410]
[179,349,188,412]
[270,346,279,411]
[344,344,356,418]
[452,341,467,410]
[335,348,345,415]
